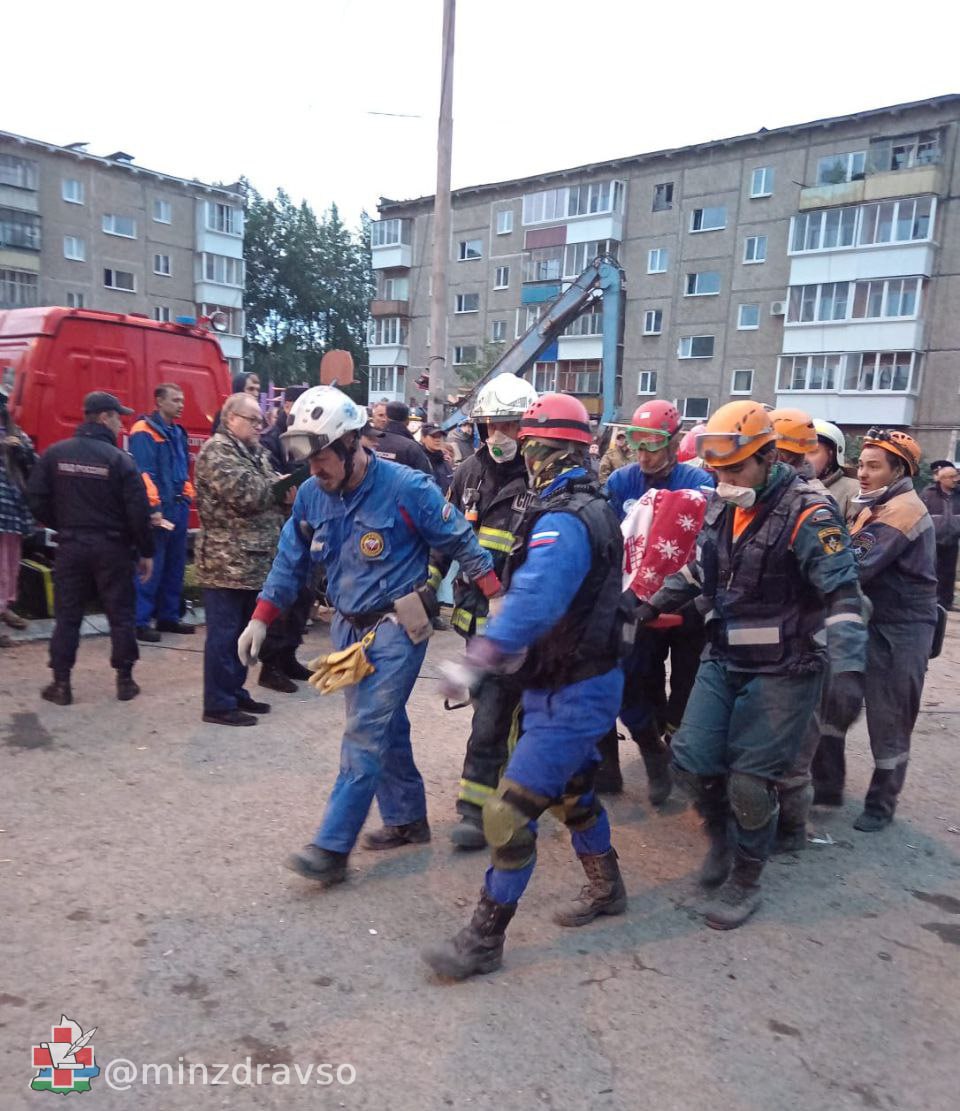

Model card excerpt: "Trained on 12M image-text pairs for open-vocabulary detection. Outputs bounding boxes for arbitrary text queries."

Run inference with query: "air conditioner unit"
[770,300,787,316]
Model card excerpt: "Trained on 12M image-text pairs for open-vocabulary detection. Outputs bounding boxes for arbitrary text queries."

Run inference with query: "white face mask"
[716,482,758,509]
[488,429,518,463]
[853,486,888,505]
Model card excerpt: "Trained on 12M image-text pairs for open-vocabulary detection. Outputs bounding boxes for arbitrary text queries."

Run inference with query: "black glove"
[635,601,660,626]
[826,671,865,731]
[619,590,659,626]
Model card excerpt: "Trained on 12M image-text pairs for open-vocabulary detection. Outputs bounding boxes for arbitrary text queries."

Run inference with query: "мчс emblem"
[359,531,385,558]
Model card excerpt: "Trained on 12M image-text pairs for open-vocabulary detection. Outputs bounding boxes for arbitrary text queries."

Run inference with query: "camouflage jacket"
[194,429,284,590]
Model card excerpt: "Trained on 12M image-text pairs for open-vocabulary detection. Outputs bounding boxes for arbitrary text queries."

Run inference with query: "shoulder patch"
[441,502,453,522]
[817,525,844,555]
[810,506,835,524]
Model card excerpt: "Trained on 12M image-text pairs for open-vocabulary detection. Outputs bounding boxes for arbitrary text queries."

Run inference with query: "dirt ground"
[2,615,959,1110]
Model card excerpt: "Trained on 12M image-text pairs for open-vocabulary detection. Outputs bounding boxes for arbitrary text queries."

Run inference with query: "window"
[380,276,409,300]
[154,306,171,322]
[63,235,85,261]
[496,209,513,234]
[816,150,866,185]
[738,303,760,329]
[103,268,136,292]
[62,178,84,204]
[523,246,562,283]
[787,278,922,323]
[368,318,408,346]
[859,197,933,245]
[153,199,172,223]
[681,397,710,420]
[685,271,721,296]
[678,336,715,359]
[750,167,774,197]
[198,304,245,335]
[0,269,38,308]
[643,310,663,335]
[494,265,510,289]
[491,319,507,342]
[201,253,244,286]
[844,352,918,393]
[153,253,171,276]
[369,366,404,394]
[522,187,569,226]
[533,362,557,392]
[776,354,846,392]
[458,239,482,261]
[206,202,242,235]
[66,292,84,309]
[564,312,603,337]
[0,154,38,190]
[371,219,411,247]
[637,371,658,394]
[0,208,41,250]
[452,345,478,365]
[731,369,754,394]
[653,182,673,211]
[556,359,602,395]
[790,206,858,252]
[521,179,624,224]
[102,213,136,238]
[743,235,767,263]
[455,292,479,313]
[868,130,942,173]
[690,206,726,232]
[563,239,615,278]
[647,248,668,273]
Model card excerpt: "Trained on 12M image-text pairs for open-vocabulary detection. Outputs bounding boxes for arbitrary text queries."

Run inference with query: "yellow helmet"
[696,401,776,467]
[770,408,818,455]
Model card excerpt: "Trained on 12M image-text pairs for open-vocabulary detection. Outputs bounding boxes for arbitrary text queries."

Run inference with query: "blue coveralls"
[259,453,493,854]
[129,413,192,626]
[479,468,624,906]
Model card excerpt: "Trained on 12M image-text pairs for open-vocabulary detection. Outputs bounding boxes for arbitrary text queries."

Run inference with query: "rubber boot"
[632,721,673,805]
[285,845,348,887]
[774,783,813,853]
[703,850,764,930]
[421,889,517,980]
[593,728,623,796]
[553,848,627,927]
[450,807,487,850]
[116,668,140,702]
[41,673,72,706]
[691,774,733,888]
[854,766,904,831]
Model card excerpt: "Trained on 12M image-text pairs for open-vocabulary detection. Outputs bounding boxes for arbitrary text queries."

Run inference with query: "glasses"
[236,413,264,429]
[627,429,670,451]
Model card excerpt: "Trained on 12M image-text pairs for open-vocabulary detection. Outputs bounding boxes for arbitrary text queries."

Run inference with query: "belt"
[340,605,394,630]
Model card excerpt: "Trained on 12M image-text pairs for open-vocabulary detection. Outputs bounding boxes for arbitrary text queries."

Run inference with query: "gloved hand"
[237,619,268,666]
[826,670,865,730]
[439,659,484,703]
[634,601,660,626]
[465,634,527,675]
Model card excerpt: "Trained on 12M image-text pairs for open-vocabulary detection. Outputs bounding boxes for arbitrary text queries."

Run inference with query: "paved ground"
[2,616,960,1110]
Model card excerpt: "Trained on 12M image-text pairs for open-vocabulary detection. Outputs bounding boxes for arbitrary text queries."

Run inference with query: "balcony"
[371,218,412,270]
[782,319,924,355]
[799,164,944,211]
[774,390,916,427]
[369,299,410,318]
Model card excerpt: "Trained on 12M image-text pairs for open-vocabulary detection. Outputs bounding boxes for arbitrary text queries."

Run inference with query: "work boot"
[202,708,258,727]
[41,676,72,706]
[280,655,314,682]
[703,851,764,930]
[116,669,140,701]
[258,663,297,693]
[421,889,517,979]
[450,811,487,850]
[553,848,627,927]
[690,774,733,887]
[594,728,623,795]
[362,818,431,850]
[853,810,892,832]
[774,784,813,853]
[855,767,904,832]
[237,693,270,714]
[136,625,162,643]
[286,844,348,887]
[156,619,195,634]
[812,785,844,807]
[632,721,673,806]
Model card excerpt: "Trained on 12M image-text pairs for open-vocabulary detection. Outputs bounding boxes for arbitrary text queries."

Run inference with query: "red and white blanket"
[622,487,708,600]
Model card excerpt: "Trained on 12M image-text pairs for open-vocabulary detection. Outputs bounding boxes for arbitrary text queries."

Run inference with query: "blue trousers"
[202,587,258,713]
[135,499,189,625]
[314,617,428,854]
[485,667,623,906]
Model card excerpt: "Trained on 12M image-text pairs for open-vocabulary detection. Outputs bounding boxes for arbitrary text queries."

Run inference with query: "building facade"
[0,131,245,372]
[370,94,960,458]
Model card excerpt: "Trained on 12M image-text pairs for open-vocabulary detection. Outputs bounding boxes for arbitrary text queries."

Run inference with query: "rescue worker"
[436,375,538,850]
[236,386,497,884]
[770,408,829,495]
[26,391,155,704]
[373,401,432,475]
[596,400,714,799]
[423,394,627,980]
[129,383,196,642]
[420,423,454,494]
[447,418,477,466]
[836,428,937,830]
[920,461,960,611]
[598,429,633,482]
[810,420,860,525]
[636,401,867,928]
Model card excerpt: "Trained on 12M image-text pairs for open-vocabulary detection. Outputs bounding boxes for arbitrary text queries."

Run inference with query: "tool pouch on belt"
[307,630,376,695]
[393,589,433,644]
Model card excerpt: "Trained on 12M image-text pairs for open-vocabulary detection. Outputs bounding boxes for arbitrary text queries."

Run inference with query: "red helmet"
[630,400,681,438]
[519,393,592,445]
[677,422,706,462]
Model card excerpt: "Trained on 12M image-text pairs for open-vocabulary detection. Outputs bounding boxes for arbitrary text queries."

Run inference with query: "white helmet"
[813,418,846,468]
[280,385,367,462]
[472,374,538,423]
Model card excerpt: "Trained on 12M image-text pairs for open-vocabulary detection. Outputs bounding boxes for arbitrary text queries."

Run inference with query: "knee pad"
[482,779,547,870]
[729,772,778,831]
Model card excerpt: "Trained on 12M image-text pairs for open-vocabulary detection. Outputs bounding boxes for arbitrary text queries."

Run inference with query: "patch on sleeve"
[529,529,559,550]
[817,526,844,555]
[441,502,453,522]
[851,531,876,559]
[810,507,835,524]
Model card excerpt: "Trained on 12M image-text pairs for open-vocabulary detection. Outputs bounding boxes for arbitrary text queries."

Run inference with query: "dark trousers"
[50,537,139,675]
[260,585,315,666]
[936,543,958,609]
[135,499,189,625]
[621,608,705,736]
[202,587,258,713]
[457,672,525,816]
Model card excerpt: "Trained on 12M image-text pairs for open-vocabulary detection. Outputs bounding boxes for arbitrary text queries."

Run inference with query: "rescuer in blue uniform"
[236,386,498,887]
[423,394,628,980]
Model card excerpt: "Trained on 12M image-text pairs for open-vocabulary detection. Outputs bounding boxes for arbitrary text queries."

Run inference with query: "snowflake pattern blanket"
[621,487,708,600]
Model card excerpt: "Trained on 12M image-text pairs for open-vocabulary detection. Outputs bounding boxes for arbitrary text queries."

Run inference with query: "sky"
[6,0,958,230]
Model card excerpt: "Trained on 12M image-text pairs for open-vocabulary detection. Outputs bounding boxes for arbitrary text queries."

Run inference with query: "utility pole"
[427,0,455,424]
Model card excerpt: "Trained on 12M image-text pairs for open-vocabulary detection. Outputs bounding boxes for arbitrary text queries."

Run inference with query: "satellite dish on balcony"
[319,350,354,386]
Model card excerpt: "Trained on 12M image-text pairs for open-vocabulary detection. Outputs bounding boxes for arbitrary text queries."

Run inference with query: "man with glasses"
[194,392,285,726]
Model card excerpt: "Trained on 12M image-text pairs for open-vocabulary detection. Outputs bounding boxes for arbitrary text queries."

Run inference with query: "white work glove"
[237,619,268,666]
[439,660,483,703]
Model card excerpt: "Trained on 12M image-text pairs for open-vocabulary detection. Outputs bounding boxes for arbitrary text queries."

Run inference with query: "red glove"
[475,570,502,598]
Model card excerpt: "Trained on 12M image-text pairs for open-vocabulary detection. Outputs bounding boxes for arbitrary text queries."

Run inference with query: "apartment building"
[369,94,960,459]
[0,130,245,372]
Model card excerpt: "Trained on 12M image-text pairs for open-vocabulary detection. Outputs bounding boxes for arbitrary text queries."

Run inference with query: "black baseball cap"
[421,423,445,437]
[83,390,133,416]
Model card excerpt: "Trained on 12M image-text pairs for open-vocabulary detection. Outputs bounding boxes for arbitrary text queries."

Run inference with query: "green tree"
[456,341,507,388]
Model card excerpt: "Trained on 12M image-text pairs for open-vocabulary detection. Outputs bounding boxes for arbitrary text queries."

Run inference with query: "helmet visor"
[697,431,767,465]
[280,430,331,463]
[627,427,671,451]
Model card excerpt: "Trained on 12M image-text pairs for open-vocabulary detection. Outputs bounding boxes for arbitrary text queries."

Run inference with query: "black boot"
[280,655,313,682]
[450,806,487,850]
[41,673,72,706]
[704,850,764,930]
[258,663,298,693]
[632,721,673,805]
[774,784,813,853]
[553,848,627,927]
[811,729,846,806]
[286,845,348,887]
[362,818,431,850]
[116,668,140,701]
[421,889,517,979]
[687,774,733,887]
[854,766,905,831]
[594,728,623,795]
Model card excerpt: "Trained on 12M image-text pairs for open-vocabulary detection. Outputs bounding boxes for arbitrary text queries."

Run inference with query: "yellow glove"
[307,631,376,694]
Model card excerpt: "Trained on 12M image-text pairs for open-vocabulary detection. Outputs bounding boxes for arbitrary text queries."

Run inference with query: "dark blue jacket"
[605,461,714,521]
[129,412,193,516]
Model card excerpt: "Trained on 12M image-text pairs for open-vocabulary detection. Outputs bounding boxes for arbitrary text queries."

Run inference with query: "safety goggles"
[626,428,671,452]
[696,431,768,464]
[280,430,332,463]
[775,430,816,453]
[863,426,894,445]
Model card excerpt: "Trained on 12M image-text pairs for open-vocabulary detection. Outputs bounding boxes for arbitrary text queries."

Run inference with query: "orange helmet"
[862,427,921,476]
[770,408,818,455]
[696,401,776,467]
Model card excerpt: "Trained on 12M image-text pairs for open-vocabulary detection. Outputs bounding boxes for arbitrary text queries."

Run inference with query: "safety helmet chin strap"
[330,431,361,494]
